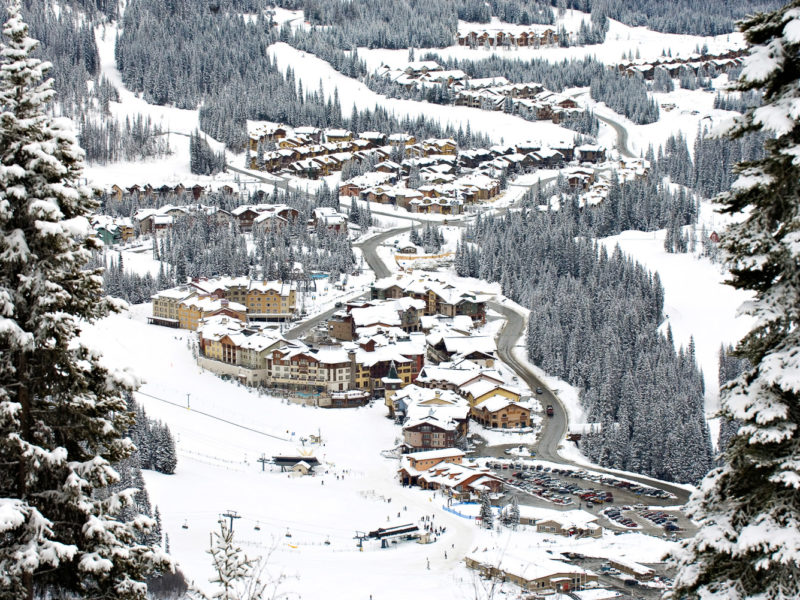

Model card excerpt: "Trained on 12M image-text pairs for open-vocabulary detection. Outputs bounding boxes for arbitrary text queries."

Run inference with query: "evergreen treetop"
[668,2,800,599]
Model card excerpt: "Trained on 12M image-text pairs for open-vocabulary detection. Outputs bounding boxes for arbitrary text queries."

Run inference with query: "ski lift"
[324,537,331,546]
[254,521,261,532]
[285,529,292,538]
[182,520,189,530]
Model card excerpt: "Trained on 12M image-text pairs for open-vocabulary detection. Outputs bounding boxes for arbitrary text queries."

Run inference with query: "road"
[490,301,567,464]
[354,226,413,279]
[596,114,636,158]
[226,163,314,198]
[357,230,691,504]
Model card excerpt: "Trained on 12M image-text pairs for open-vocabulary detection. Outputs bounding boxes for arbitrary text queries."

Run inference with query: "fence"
[395,251,454,262]
[442,502,477,520]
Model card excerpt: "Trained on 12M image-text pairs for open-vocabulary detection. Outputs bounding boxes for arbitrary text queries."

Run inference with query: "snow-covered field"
[87,24,231,189]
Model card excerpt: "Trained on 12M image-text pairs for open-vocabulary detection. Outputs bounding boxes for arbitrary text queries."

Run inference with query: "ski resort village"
[2,1,799,600]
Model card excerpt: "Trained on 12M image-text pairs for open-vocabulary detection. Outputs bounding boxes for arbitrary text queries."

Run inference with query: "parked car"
[536,387,544,394]
[546,405,554,416]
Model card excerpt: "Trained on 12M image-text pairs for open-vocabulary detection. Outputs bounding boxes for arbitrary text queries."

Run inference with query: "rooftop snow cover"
[461,379,519,399]
[393,385,471,422]
[404,414,457,431]
[466,547,590,581]
[416,365,504,388]
[442,335,496,355]
[183,296,246,313]
[350,298,425,328]
[474,394,527,413]
[152,287,195,301]
[515,506,599,529]
[405,448,465,461]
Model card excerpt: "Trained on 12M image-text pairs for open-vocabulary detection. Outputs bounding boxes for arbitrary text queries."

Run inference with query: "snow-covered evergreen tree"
[478,492,494,529]
[208,521,263,600]
[153,422,178,475]
[0,4,170,597]
[668,3,800,598]
[502,496,520,529]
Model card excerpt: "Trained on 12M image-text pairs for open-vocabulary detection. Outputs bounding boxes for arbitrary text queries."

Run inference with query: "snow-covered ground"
[86,24,230,189]
[69,15,764,595]
[576,74,738,157]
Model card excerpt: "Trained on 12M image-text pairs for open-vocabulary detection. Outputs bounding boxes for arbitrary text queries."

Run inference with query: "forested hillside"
[457,207,712,483]
[117,0,491,150]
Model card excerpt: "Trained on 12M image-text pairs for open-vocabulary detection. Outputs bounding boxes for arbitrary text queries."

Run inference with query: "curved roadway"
[596,114,636,158]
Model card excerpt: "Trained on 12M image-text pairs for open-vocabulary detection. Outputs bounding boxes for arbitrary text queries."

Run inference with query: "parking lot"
[480,458,694,536]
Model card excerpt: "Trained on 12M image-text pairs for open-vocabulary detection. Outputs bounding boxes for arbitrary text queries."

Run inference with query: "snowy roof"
[415,462,500,490]
[249,280,292,294]
[534,147,564,159]
[416,365,495,387]
[350,298,424,328]
[253,212,287,224]
[405,60,441,72]
[182,296,246,313]
[354,325,407,340]
[405,448,464,461]
[460,379,519,399]
[312,345,351,365]
[467,76,511,88]
[442,336,496,355]
[350,305,401,328]
[403,413,457,432]
[198,315,248,339]
[606,557,654,575]
[343,172,395,188]
[152,287,195,301]
[355,345,412,367]
[466,548,589,582]
[393,384,468,408]
[474,394,528,414]
[326,128,352,138]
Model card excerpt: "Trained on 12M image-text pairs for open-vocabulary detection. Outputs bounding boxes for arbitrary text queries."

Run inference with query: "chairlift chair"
[254,521,261,531]
[285,529,292,538]
[182,520,189,530]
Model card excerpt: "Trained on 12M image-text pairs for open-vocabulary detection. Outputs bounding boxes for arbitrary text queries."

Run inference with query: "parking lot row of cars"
[485,460,675,505]
[601,507,639,529]
[637,509,682,532]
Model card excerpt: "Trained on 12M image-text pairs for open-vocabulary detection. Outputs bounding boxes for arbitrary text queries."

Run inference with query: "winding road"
[490,302,566,464]
[596,114,636,158]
